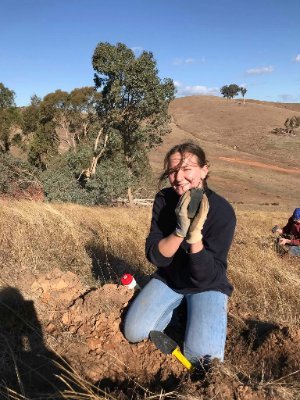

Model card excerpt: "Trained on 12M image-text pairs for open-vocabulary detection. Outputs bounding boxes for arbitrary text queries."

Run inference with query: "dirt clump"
[1,268,299,399]
[28,269,185,383]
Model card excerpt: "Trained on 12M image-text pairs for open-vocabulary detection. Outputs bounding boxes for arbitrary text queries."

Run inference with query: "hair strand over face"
[159,142,209,188]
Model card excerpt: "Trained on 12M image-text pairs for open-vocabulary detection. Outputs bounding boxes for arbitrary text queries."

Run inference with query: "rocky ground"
[0,267,299,399]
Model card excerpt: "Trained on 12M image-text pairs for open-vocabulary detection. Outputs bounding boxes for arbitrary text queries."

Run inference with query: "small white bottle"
[121,273,141,291]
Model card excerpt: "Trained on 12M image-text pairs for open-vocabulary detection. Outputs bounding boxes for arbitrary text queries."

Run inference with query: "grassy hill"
[150,96,300,211]
[9,95,300,210]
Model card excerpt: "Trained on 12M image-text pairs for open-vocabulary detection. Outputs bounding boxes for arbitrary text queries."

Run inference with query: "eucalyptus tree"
[89,42,175,204]
[22,95,42,135]
[0,83,15,108]
[0,83,21,153]
[240,87,247,104]
[220,84,241,99]
[69,87,100,139]
[41,90,75,150]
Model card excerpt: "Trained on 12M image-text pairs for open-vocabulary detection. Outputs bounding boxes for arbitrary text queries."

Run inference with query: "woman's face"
[168,152,208,195]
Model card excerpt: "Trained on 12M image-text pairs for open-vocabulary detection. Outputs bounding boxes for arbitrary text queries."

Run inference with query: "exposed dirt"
[1,267,299,399]
[149,96,300,210]
[216,157,300,174]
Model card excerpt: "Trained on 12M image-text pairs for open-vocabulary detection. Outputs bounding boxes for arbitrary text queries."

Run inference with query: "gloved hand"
[188,188,204,219]
[174,190,191,237]
[186,193,209,244]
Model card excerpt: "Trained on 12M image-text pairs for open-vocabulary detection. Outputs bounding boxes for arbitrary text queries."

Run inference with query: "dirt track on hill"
[150,100,300,210]
[216,156,300,174]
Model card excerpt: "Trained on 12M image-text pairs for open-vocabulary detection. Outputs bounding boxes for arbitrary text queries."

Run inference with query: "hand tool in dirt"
[150,330,193,371]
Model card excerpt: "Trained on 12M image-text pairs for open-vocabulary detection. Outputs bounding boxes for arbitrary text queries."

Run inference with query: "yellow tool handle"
[172,347,193,370]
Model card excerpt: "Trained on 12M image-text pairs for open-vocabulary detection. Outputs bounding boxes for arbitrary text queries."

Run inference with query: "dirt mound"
[30,269,185,383]
[1,268,298,398]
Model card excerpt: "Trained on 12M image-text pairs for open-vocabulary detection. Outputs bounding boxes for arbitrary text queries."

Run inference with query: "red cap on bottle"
[121,274,133,286]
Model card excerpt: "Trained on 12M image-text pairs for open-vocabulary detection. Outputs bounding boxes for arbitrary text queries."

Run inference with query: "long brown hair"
[159,141,209,188]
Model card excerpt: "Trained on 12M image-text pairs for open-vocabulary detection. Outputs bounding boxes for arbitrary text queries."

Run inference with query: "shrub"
[40,150,156,205]
[0,153,42,199]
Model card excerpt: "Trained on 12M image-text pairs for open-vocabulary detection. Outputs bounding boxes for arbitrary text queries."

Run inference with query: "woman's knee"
[123,316,149,343]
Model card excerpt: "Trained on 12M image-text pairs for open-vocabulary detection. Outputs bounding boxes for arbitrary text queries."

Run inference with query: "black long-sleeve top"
[145,187,236,296]
[282,217,300,246]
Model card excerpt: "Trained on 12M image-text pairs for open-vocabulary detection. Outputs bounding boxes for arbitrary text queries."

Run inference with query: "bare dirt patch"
[217,157,300,174]
[1,266,299,399]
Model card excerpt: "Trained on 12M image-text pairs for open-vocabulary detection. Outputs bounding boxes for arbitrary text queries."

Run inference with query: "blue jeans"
[123,278,228,363]
[289,246,300,256]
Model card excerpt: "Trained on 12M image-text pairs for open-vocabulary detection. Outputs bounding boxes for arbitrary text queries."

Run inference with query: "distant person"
[272,208,300,256]
[123,142,236,371]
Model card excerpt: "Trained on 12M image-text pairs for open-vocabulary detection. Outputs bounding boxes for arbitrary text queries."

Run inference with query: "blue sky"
[1,0,300,106]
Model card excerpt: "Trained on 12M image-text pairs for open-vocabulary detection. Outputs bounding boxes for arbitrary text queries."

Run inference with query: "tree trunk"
[127,186,134,207]
[78,128,108,181]
[83,121,88,138]
[125,156,134,207]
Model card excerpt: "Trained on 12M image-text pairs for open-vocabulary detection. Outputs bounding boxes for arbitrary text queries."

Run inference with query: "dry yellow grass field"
[0,200,298,325]
[0,200,299,399]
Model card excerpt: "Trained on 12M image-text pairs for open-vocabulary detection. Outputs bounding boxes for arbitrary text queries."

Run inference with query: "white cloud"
[174,80,182,87]
[172,57,198,65]
[294,54,300,62]
[176,84,219,97]
[246,66,274,75]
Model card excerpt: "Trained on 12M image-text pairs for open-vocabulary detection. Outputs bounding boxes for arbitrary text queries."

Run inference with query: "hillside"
[150,96,300,211]
[0,200,299,399]
[8,95,300,210]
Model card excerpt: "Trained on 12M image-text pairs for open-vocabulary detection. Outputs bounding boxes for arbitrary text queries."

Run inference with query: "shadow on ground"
[0,287,70,399]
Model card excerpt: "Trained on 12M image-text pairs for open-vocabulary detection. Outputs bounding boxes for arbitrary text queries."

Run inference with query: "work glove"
[188,188,204,219]
[186,193,209,244]
[174,190,191,237]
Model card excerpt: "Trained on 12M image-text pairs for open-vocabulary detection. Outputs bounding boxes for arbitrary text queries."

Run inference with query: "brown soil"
[216,157,300,174]
[149,96,300,210]
[1,267,299,399]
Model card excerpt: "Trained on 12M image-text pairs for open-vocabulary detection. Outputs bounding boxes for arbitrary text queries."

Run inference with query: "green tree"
[69,87,101,142]
[37,88,101,153]
[0,83,21,153]
[28,123,58,170]
[27,95,59,169]
[220,84,240,99]
[22,95,42,135]
[0,83,15,108]
[90,42,175,204]
[42,90,76,150]
[240,87,247,104]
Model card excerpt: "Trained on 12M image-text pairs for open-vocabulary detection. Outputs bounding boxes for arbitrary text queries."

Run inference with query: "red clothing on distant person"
[282,217,300,246]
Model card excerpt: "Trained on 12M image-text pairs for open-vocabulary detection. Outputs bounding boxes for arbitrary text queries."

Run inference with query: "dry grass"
[229,210,299,325]
[0,199,299,399]
[0,200,298,325]
[0,200,155,288]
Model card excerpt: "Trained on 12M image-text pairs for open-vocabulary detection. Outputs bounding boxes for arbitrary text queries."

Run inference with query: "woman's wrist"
[189,241,204,254]
[158,233,184,258]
